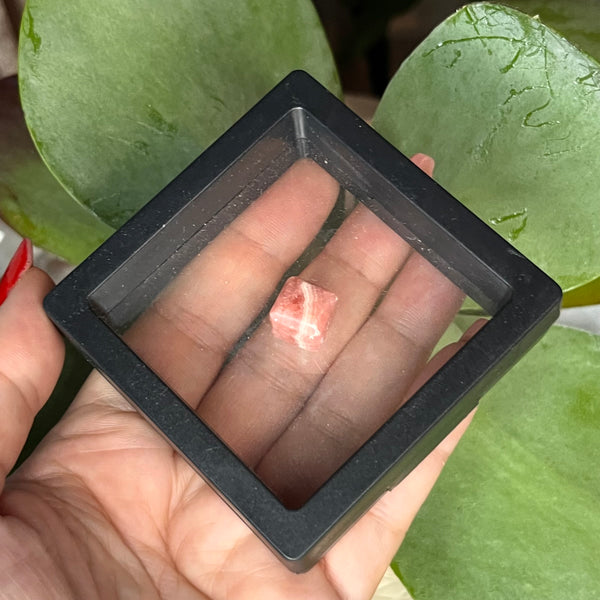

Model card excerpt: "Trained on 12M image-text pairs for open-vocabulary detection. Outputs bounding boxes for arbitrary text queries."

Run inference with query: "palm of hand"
[1,157,470,600]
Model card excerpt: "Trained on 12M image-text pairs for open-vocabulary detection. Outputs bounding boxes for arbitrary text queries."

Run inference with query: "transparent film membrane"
[89,159,491,509]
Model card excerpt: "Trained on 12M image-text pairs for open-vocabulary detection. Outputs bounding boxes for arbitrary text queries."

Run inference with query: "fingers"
[318,321,486,595]
[196,154,435,466]
[118,159,340,405]
[404,318,488,399]
[324,410,475,600]
[0,268,64,489]
[196,203,413,465]
[256,250,465,506]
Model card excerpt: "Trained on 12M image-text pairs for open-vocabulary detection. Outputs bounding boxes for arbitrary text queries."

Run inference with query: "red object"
[0,239,33,306]
[269,276,338,351]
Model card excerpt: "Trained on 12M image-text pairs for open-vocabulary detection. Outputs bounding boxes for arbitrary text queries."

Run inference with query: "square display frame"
[44,70,562,572]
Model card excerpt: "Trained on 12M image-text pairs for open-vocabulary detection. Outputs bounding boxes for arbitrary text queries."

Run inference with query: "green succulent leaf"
[505,0,600,61]
[393,325,600,599]
[373,3,600,299]
[504,1,600,307]
[18,0,340,230]
[0,77,113,263]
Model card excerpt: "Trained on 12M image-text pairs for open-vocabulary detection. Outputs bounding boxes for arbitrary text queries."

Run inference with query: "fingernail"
[411,153,435,175]
[0,239,33,306]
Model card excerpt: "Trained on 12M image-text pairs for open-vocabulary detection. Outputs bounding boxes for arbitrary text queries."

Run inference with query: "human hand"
[0,155,476,599]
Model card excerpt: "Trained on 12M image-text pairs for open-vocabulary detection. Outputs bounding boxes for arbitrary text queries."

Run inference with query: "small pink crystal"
[269,277,338,351]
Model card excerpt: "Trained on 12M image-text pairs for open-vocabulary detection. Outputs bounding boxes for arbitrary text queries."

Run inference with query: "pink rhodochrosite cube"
[269,276,338,351]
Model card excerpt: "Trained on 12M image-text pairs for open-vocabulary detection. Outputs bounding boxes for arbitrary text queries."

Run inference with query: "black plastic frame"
[44,71,561,572]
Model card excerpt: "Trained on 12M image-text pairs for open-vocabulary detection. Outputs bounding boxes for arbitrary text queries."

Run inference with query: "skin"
[0,155,479,600]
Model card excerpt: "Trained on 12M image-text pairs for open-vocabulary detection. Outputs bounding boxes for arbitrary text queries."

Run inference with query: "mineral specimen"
[269,276,338,351]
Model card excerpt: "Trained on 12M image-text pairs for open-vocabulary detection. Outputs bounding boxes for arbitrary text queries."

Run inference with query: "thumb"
[0,254,64,491]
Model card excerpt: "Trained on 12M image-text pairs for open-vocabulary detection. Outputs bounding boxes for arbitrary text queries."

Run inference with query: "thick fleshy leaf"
[0,77,113,263]
[18,0,340,229]
[506,0,600,61]
[373,3,600,298]
[504,2,600,307]
[561,274,600,307]
[393,326,600,598]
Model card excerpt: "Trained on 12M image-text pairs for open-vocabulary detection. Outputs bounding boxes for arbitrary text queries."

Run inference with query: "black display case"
[44,70,561,572]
